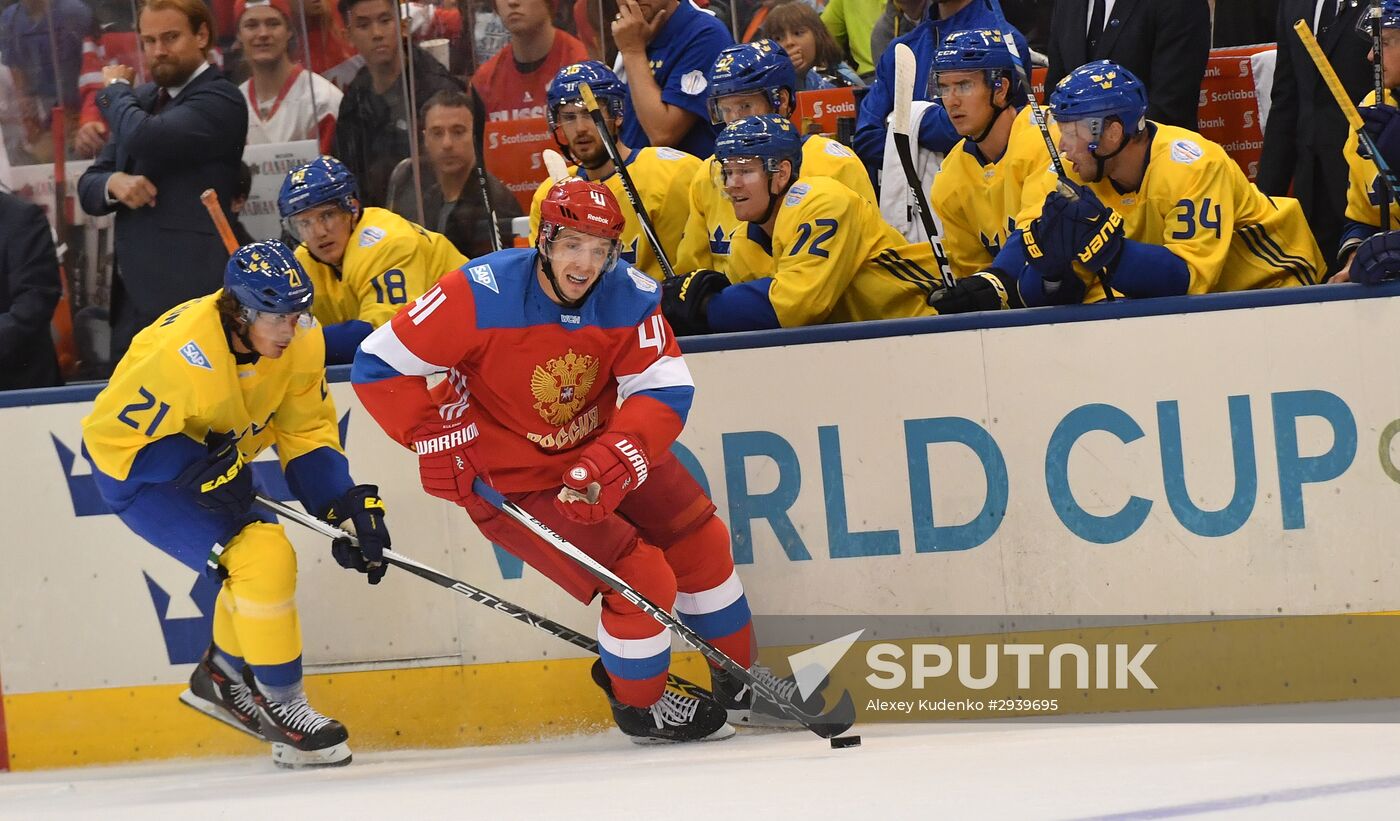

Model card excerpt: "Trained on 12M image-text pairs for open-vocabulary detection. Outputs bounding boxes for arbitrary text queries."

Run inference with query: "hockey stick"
[201,188,240,255]
[985,0,1115,301]
[476,161,504,253]
[253,494,706,695]
[470,477,857,740]
[543,148,571,183]
[1296,19,1400,216]
[578,82,677,279]
[892,42,955,294]
[1372,1,1392,231]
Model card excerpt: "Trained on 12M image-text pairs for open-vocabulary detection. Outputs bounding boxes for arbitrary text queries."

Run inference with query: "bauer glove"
[928,270,1015,313]
[1351,230,1400,285]
[662,269,729,336]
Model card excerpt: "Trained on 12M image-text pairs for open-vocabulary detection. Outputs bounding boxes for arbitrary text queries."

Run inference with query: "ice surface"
[3,701,1399,820]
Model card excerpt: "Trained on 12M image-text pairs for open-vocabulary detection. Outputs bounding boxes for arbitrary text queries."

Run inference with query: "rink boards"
[3,283,1400,770]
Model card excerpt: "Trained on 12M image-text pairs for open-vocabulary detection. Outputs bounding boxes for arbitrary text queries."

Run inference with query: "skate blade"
[178,689,263,740]
[626,722,737,745]
[271,740,353,769]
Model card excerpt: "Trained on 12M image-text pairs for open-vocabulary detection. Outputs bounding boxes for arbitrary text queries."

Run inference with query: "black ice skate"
[178,645,262,739]
[711,663,826,728]
[246,670,353,768]
[591,659,734,744]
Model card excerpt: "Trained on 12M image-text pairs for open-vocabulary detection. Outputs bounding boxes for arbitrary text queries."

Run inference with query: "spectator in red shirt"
[295,0,360,86]
[473,0,588,122]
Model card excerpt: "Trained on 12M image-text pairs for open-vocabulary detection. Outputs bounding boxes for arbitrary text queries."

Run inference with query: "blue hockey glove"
[1360,104,1400,171]
[1351,230,1400,285]
[1041,181,1125,274]
[324,484,390,585]
[177,432,253,516]
[661,269,729,336]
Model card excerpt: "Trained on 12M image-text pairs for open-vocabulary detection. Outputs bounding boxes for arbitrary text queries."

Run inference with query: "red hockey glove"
[554,432,650,524]
[411,420,481,506]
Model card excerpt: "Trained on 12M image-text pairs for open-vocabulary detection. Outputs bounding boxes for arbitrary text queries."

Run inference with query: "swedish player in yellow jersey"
[528,61,698,282]
[81,241,391,769]
[278,156,466,364]
[675,40,877,275]
[1337,0,1400,284]
[996,62,1324,305]
[661,115,997,333]
[928,30,1055,281]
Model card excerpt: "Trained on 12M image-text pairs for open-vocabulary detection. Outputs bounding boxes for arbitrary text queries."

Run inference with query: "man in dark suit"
[77,0,247,361]
[0,191,62,390]
[1046,0,1211,129]
[1259,0,1371,273]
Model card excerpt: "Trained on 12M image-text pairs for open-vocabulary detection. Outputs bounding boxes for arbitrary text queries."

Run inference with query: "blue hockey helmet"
[714,114,804,178]
[706,40,797,124]
[224,240,314,317]
[1048,60,1148,149]
[277,156,359,220]
[547,61,627,131]
[1364,0,1400,31]
[930,29,1027,106]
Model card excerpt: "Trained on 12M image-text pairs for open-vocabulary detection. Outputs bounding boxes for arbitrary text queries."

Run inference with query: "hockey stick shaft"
[578,83,677,279]
[476,163,504,252]
[253,494,701,688]
[1373,1,1392,230]
[1295,19,1400,212]
[201,189,240,255]
[891,44,955,292]
[471,477,856,739]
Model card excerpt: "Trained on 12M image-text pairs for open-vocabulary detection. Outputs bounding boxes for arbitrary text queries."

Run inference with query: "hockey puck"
[829,734,862,749]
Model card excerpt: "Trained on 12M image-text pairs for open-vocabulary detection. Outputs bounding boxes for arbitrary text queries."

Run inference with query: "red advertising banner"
[1197,45,1272,182]
[481,117,554,212]
[794,87,858,136]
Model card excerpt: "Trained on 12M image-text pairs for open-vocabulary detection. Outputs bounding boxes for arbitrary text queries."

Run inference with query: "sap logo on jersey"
[470,263,499,294]
[179,340,212,370]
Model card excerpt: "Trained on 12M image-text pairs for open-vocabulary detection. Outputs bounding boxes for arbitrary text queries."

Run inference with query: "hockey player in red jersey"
[352,179,807,742]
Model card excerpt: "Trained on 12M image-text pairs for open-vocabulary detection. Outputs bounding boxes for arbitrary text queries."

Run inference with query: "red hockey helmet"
[538,178,626,244]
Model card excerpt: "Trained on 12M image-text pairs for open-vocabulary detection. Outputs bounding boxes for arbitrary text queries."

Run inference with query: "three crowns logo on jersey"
[530,350,599,426]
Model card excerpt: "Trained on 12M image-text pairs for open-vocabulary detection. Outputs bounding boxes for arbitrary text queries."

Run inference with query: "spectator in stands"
[386,90,522,258]
[336,0,464,207]
[1260,0,1370,274]
[870,0,926,65]
[0,190,63,390]
[77,0,247,361]
[763,1,864,90]
[853,0,1027,181]
[472,0,588,122]
[74,0,141,157]
[237,0,342,152]
[820,0,881,81]
[612,0,733,157]
[1045,0,1211,130]
[1,0,93,155]
[295,0,362,85]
